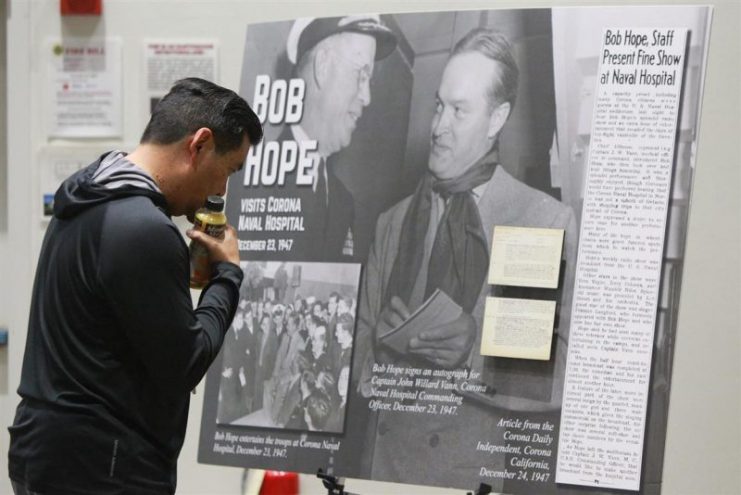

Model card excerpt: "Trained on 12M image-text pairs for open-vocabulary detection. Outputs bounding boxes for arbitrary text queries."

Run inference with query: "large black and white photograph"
[198,6,712,494]
[216,261,360,434]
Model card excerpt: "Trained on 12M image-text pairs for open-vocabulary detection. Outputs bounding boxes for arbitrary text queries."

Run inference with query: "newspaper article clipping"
[556,28,688,491]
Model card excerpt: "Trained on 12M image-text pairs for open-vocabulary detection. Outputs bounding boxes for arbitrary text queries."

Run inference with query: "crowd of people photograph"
[217,263,358,434]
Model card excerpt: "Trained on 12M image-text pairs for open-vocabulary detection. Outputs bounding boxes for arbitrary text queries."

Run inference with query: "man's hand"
[186,224,240,265]
[239,367,247,387]
[297,354,311,373]
[375,296,411,339]
[408,312,476,369]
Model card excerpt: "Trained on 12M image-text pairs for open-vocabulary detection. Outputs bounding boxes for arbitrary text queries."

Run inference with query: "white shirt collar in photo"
[291,124,329,202]
[431,180,489,209]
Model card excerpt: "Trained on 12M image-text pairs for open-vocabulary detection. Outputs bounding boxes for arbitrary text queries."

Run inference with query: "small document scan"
[481,296,556,360]
[488,226,565,289]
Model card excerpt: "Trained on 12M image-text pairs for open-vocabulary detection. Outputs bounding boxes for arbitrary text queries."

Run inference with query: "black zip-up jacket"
[8,153,243,494]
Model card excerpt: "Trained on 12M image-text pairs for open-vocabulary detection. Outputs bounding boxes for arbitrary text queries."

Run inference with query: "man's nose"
[217,179,228,197]
[431,110,451,139]
[358,77,371,106]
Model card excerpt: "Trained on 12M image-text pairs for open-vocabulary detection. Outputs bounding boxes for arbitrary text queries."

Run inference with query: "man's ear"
[487,102,511,140]
[312,46,332,89]
[188,127,214,165]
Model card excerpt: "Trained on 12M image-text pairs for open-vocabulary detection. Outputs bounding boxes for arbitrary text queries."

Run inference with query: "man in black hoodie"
[8,78,262,494]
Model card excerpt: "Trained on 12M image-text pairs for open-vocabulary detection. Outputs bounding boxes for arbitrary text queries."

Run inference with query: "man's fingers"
[381,309,406,329]
[186,228,215,246]
[223,224,237,241]
[187,224,235,244]
[419,313,476,341]
[187,223,240,265]
[379,296,411,328]
[406,313,476,368]
[389,296,411,319]
[409,335,466,350]
[408,347,456,365]
[418,323,463,341]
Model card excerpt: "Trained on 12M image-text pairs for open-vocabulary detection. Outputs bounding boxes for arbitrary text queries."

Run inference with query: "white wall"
[2,1,739,494]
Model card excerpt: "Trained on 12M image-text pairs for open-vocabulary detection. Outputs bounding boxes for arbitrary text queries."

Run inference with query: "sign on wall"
[46,38,123,138]
[143,40,218,114]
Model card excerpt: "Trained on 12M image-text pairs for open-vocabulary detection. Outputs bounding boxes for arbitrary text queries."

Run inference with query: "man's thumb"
[186,229,213,245]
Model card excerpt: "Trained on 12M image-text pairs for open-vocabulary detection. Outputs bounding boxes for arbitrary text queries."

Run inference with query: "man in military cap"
[280,15,397,260]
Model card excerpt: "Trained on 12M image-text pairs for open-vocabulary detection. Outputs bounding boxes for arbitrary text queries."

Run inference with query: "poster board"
[197,6,712,493]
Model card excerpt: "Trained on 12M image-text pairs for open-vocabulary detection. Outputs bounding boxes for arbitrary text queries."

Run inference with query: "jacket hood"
[54,152,169,219]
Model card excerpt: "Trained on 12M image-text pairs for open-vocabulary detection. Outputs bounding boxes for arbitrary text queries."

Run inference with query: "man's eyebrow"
[435,92,469,107]
[450,99,470,107]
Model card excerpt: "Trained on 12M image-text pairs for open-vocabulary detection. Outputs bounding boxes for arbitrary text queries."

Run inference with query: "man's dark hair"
[328,292,340,303]
[305,391,332,430]
[309,314,325,328]
[337,313,354,334]
[141,78,263,153]
[451,29,519,112]
[288,311,301,328]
